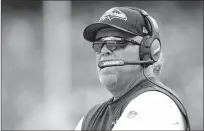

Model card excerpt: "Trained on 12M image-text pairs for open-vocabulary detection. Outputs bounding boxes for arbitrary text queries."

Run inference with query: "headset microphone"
[98,59,154,69]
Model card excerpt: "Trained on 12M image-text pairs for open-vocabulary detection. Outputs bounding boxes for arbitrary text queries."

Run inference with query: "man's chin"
[99,66,116,74]
[99,74,118,89]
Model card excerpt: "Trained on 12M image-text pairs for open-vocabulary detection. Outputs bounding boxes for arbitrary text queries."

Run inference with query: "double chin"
[99,74,118,91]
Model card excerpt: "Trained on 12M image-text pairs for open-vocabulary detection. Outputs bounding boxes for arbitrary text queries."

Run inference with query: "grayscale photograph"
[1,1,203,130]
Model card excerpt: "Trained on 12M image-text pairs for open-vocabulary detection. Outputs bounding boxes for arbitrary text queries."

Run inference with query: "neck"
[111,71,145,100]
[110,66,155,100]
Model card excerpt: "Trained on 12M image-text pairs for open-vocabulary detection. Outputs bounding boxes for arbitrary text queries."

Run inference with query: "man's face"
[94,28,142,90]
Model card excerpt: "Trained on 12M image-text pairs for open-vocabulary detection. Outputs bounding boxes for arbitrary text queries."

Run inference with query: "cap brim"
[83,22,136,42]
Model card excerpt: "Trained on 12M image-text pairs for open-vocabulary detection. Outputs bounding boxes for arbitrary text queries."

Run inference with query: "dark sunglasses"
[92,39,140,53]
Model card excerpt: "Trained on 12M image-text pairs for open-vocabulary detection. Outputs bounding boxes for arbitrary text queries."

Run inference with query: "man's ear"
[131,36,143,44]
[153,51,164,77]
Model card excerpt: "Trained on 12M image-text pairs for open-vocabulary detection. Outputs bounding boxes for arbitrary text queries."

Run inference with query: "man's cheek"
[95,58,100,66]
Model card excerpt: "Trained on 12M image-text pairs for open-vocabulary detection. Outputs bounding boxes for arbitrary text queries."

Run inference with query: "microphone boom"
[98,59,154,69]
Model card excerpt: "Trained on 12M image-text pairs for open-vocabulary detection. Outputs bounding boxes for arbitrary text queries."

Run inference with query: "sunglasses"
[92,39,140,53]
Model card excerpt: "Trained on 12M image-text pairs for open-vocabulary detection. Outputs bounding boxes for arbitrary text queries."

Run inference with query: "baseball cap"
[83,7,149,42]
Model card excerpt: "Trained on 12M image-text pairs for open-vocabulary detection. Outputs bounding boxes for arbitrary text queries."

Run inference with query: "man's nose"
[101,44,112,56]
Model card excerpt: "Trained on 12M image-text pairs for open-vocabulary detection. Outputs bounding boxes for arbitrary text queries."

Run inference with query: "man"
[75,7,190,130]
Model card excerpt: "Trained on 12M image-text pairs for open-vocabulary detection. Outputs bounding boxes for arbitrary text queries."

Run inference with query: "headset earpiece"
[126,7,161,64]
[140,13,161,64]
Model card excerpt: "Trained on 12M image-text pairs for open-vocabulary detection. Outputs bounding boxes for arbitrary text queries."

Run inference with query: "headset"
[125,7,161,65]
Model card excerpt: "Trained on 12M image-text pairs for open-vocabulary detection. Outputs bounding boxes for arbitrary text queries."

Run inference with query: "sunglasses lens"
[92,40,127,53]
[93,45,102,53]
[93,41,103,53]
[107,41,127,51]
[106,41,117,51]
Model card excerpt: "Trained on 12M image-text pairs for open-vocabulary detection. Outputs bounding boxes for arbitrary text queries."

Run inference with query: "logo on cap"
[99,8,127,21]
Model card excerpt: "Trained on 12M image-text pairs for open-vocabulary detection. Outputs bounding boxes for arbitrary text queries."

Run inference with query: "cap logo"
[99,8,127,21]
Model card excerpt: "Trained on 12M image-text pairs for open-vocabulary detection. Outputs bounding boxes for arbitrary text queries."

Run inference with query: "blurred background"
[1,1,203,130]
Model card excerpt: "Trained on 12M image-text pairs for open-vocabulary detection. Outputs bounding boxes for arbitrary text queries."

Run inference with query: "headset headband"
[125,7,160,40]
